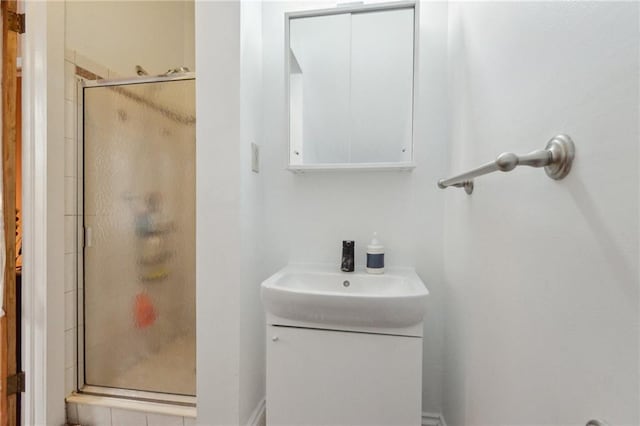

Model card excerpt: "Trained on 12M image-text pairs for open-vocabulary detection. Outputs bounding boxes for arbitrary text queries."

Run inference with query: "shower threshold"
[68,386,196,418]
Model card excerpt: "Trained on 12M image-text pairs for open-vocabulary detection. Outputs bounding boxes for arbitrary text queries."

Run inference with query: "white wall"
[239,0,268,423]
[22,1,67,424]
[196,0,269,424]
[196,1,242,422]
[261,0,449,414]
[443,2,639,425]
[65,0,194,76]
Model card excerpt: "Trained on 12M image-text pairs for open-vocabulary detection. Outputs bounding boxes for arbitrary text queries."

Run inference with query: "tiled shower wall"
[65,47,120,399]
[63,49,194,425]
[65,48,123,398]
[64,47,81,399]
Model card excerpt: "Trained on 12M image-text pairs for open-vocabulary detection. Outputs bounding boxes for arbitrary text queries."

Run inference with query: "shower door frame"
[76,73,196,408]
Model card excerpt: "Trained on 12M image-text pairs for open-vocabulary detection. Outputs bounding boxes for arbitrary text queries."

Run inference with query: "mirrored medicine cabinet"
[286,2,417,172]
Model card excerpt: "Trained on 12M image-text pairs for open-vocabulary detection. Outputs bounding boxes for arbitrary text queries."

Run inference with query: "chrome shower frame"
[74,73,196,412]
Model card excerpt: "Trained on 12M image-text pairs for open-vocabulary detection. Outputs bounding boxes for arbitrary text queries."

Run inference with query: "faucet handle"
[341,240,355,272]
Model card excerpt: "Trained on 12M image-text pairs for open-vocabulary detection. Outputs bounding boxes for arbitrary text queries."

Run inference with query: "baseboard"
[422,412,447,426]
[246,398,266,426]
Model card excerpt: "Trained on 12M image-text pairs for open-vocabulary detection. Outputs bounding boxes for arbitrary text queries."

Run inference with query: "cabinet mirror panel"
[287,4,416,169]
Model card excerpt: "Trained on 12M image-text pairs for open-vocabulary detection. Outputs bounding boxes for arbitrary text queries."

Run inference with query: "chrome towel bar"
[438,134,575,194]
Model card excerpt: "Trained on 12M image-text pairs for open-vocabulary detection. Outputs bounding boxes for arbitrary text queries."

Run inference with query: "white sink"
[261,264,429,333]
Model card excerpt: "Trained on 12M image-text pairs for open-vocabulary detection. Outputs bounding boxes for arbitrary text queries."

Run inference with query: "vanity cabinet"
[266,324,422,426]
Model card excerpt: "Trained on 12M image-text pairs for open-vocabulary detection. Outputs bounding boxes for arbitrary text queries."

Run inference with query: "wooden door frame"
[19,1,66,425]
[1,0,19,423]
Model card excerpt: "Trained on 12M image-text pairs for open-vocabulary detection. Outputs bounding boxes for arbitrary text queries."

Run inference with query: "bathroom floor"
[109,334,196,396]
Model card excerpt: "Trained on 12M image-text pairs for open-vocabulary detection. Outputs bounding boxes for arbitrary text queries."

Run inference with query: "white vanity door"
[266,325,422,426]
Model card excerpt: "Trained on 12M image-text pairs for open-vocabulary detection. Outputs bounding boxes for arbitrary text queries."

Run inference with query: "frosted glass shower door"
[82,78,195,396]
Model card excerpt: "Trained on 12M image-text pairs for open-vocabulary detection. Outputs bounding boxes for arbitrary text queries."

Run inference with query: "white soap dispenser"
[366,232,385,274]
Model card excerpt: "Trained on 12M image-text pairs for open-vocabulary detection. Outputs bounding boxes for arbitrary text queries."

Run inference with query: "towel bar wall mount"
[438,134,575,194]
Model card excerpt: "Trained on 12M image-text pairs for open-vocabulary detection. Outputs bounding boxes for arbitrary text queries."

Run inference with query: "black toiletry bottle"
[341,240,355,272]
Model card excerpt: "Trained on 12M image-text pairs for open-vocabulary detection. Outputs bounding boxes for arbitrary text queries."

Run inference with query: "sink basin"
[261,264,428,332]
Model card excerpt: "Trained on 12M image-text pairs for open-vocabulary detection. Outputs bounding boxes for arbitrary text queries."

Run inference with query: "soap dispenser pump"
[366,232,385,274]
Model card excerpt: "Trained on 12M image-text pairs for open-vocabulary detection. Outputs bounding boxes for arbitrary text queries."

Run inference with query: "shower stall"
[78,74,195,404]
